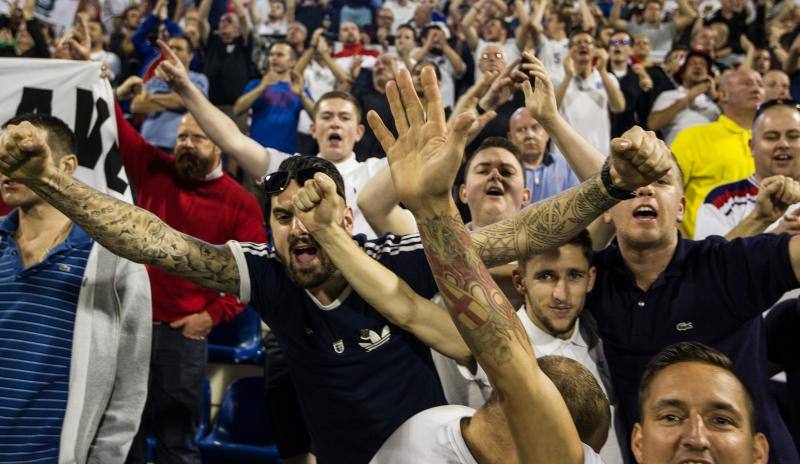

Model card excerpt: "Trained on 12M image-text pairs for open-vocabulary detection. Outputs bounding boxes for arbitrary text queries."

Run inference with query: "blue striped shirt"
[525,152,580,204]
[0,211,91,464]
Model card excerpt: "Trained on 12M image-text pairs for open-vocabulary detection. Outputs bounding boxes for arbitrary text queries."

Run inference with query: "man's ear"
[753,432,769,464]
[511,267,526,296]
[458,184,468,204]
[58,154,79,176]
[631,423,645,463]
[355,123,365,142]
[342,206,355,235]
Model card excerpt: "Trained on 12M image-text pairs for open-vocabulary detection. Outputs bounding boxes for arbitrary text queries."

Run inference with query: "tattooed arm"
[369,67,596,464]
[0,122,241,296]
[471,174,617,268]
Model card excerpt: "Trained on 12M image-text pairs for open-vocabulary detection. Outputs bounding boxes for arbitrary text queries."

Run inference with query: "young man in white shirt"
[556,31,626,156]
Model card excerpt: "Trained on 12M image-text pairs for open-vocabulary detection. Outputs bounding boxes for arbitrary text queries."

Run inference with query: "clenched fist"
[608,126,674,192]
[0,122,55,182]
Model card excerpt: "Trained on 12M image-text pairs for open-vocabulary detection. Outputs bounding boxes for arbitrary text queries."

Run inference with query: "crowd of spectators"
[2,0,800,461]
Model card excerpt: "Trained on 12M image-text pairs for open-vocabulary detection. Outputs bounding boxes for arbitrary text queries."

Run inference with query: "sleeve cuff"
[226,240,252,305]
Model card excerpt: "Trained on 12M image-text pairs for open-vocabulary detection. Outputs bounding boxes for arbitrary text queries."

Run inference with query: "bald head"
[718,68,764,115]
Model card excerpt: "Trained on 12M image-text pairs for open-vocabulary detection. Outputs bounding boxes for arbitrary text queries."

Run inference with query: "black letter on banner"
[14,88,53,117]
[104,143,128,195]
[73,89,110,169]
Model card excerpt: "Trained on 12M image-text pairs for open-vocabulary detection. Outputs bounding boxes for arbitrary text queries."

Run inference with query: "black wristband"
[601,160,636,200]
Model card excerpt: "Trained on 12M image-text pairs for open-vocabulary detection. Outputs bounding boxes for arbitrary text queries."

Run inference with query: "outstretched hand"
[520,52,559,125]
[293,173,347,235]
[608,126,673,192]
[154,39,193,94]
[0,121,55,182]
[368,67,475,214]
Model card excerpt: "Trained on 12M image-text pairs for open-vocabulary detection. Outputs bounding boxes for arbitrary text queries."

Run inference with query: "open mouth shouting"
[632,204,658,223]
[291,242,319,267]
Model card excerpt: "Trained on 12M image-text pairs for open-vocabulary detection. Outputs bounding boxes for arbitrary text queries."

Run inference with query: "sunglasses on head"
[754,99,800,119]
[261,167,324,195]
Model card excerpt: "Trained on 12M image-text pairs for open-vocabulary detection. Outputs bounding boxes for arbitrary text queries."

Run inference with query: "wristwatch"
[601,160,636,200]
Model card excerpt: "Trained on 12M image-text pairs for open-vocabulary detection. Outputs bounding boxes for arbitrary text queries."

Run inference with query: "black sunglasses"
[261,167,324,195]
[755,99,800,119]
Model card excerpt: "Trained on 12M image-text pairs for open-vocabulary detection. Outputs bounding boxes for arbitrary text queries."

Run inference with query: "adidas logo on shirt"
[359,325,390,352]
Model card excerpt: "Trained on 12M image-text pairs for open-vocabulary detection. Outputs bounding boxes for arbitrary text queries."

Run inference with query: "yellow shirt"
[670,115,754,238]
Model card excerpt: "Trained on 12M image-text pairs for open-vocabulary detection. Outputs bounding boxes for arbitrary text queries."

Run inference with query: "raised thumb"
[610,138,632,155]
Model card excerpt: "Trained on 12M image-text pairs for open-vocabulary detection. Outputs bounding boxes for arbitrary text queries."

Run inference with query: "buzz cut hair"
[3,113,77,161]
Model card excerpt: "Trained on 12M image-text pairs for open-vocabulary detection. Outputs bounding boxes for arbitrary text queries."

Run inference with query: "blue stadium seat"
[198,376,280,464]
[207,307,264,364]
[146,378,211,461]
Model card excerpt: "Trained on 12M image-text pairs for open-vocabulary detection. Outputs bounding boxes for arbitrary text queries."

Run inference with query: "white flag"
[0,58,132,203]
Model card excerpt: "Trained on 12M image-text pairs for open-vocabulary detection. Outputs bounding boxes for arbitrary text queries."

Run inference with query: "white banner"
[33,0,78,28]
[0,58,132,203]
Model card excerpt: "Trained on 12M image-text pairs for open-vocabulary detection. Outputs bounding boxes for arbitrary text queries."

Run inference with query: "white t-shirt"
[266,150,388,238]
[694,174,800,239]
[474,39,521,82]
[383,0,416,34]
[370,405,605,464]
[257,20,287,37]
[433,308,622,463]
[537,35,570,88]
[651,86,720,145]
[298,60,338,135]
[418,53,463,108]
[559,69,618,156]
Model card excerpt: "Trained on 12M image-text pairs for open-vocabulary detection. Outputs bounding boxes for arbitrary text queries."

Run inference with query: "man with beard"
[0,64,672,462]
[114,77,266,464]
[155,40,384,237]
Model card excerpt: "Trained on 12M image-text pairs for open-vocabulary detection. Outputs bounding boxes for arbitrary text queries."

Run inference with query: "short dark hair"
[265,155,346,219]
[568,29,594,46]
[539,355,611,446]
[169,34,194,55]
[518,229,593,274]
[397,24,417,42]
[638,342,758,432]
[3,113,77,161]
[312,91,363,122]
[464,136,525,179]
[270,40,298,60]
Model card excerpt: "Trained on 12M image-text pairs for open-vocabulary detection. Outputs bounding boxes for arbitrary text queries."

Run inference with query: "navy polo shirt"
[228,234,446,464]
[589,234,800,464]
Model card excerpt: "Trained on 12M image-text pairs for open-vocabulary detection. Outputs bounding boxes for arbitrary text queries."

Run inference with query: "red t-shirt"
[115,103,266,323]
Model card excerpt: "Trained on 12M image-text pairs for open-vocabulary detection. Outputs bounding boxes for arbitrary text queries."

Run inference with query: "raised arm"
[472,53,672,267]
[609,0,628,29]
[673,0,698,31]
[461,0,484,50]
[357,164,418,235]
[292,174,471,365]
[370,66,584,464]
[154,40,271,179]
[0,122,240,296]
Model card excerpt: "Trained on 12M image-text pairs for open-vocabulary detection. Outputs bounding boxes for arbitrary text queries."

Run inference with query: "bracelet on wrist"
[600,159,636,200]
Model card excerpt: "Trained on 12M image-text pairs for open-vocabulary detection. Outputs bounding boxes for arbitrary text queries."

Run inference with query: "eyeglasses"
[571,39,594,46]
[480,52,504,61]
[611,39,631,45]
[261,167,325,195]
[754,99,800,119]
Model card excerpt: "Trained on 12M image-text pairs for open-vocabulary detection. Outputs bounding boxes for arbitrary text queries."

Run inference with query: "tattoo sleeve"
[471,174,618,268]
[417,207,532,370]
[27,170,241,296]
